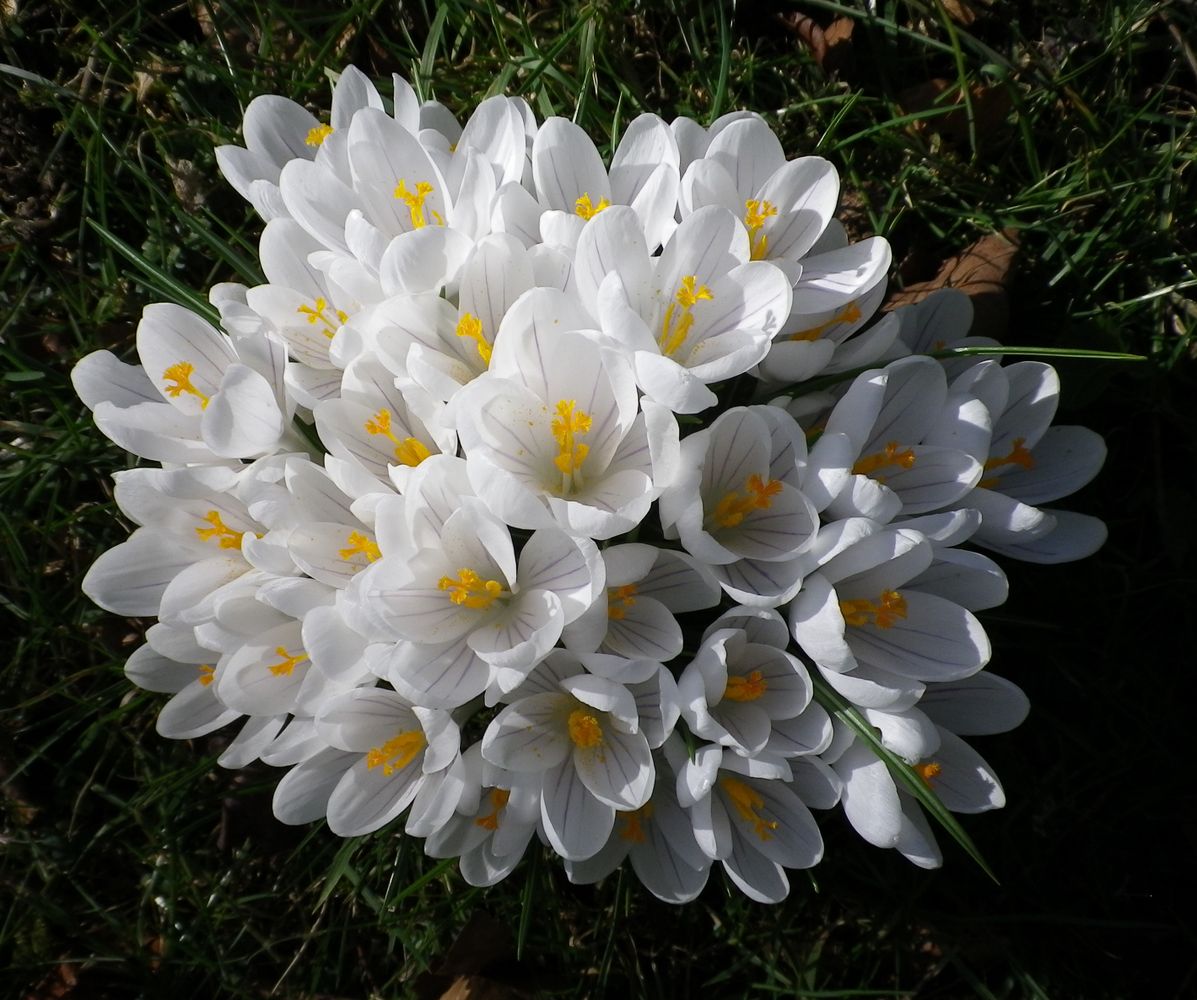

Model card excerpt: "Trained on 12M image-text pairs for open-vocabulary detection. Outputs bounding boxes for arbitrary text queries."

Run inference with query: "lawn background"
[2,0,1195,996]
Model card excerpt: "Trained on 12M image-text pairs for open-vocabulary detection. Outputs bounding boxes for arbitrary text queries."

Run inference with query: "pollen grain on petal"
[707,474,783,530]
[574,192,610,220]
[659,275,714,358]
[267,646,309,677]
[839,589,908,629]
[719,775,779,841]
[305,123,334,147]
[852,441,916,483]
[567,708,603,749]
[438,568,506,610]
[366,729,426,776]
[162,361,211,409]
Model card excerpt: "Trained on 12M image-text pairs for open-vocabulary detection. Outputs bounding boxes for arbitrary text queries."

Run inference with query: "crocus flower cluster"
[73,68,1107,903]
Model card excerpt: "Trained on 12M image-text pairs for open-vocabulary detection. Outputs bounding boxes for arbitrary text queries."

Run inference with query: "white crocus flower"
[679,116,840,277]
[576,205,792,413]
[352,496,603,701]
[678,742,824,904]
[215,65,384,221]
[244,218,378,409]
[314,354,453,491]
[456,290,678,539]
[482,670,653,861]
[365,233,538,405]
[423,744,542,887]
[312,686,461,837]
[819,356,987,523]
[677,627,817,759]
[519,114,679,252]
[756,226,896,386]
[659,406,819,606]
[562,542,721,662]
[789,526,991,711]
[953,360,1107,563]
[562,753,711,904]
[81,466,260,618]
[74,301,292,462]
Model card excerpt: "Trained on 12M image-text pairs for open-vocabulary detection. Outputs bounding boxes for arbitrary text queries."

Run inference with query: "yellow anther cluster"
[723,669,768,703]
[852,441,917,482]
[618,802,655,844]
[914,761,942,786]
[720,775,779,841]
[197,664,215,687]
[551,400,592,478]
[839,589,908,629]
[574,192,610,220]
[339,531,381,563]
[366,730,426,776]
[787,300,862,342]
[607,584,638,621]
[297,297,348,339]
[979,437,1035,490]
[455,312,491,365]
[438,567,506,610]
[744,198,778,260]
[708,474,783,530]
[195,510,246,550]
[305,123,334,147]
[364,408,432,467]
[162,362,210,409]
[568,708,604,749]
[267,646,309,677]
[474,788,511,831]
[659,274,714,358]
[393,179,442,230]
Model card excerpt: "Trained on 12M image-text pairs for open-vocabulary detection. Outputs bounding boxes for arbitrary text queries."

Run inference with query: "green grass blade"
[811,673,998,882]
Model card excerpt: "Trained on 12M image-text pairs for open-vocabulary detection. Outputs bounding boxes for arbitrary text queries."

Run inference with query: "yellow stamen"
[852,441,916,483]
[366,730,426,776]
[162,362,210,409]
[659,274,714,358]
[339,530,381,563]
[296,297,348,340]
[475,788,511,831]
[551,399,592,491]
[839,590,908,629]
[914,761,942,786]
[195,510,246,550]
[267,646,309,677]
[618,802,655,844]
[723,669,768,702]
[744,198,778,260]
[363,408,432,467]
[574,193,610,220]
[568,708,603,749]
[197,664,215,687]
[607,584,638,622]
[787,301,862,342]
[393,179,443,230]
[719,775,779,841]
[305,123,334,147]
[455,312,491,365]
[979,437,1035,490]
[438,568,506,610]
[707,474,783,530]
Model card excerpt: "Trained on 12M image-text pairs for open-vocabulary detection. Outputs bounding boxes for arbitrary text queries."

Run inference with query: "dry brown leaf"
[897,78,1012,151]
[438,975,524,1000]
[777,12,855,75]
[885,229,1019,341]
[940,0,982,26]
